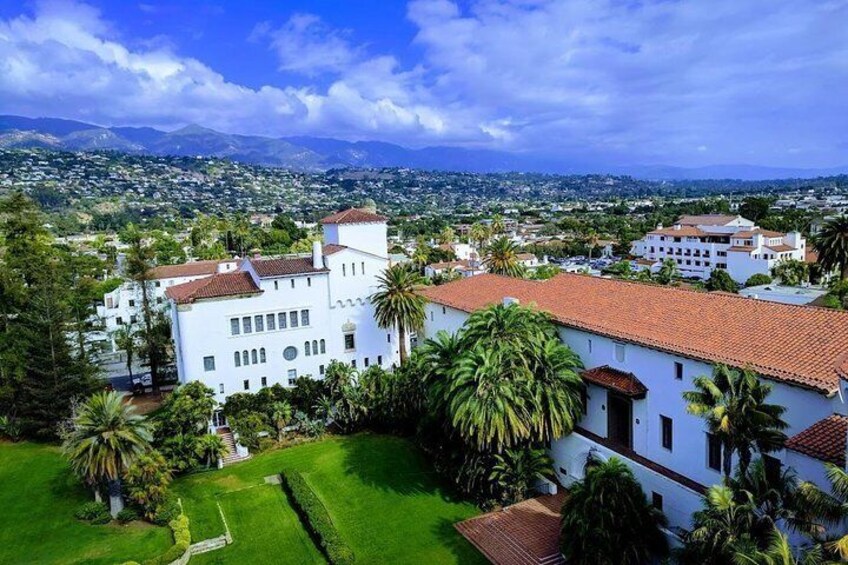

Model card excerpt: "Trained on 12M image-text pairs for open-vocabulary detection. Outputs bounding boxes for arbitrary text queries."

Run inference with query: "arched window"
[304,341,311,356]
[320,339,326,354]
[260,348,266,363]
[234,351,241,367]
[251,349,258,364]
[312,340,318,354]
[242,350,249,366]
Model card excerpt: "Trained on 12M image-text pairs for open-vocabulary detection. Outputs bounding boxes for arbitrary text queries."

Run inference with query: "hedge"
[142,514,191,565]
[280,470,354,564]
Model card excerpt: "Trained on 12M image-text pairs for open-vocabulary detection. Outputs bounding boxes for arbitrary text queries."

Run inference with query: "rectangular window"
[230,318,241,335]
[128,299,135,307]
[290,279,295,289]
[652,492,663,511]
[242,316,252,334]
[288,369,297,382]
[116,316,123,325]
[254,315,264,332]
[344,333,355,351]
[343,264,346,276]
[261,377,267,387]
[243,379,250,391]
[351,360,357,369]
[290,311,299,328]
[278,312,287,329]
[387,333,391,343]
[301,310,310,326]
[307,277,311,287]
[352,263,356,276]
[319,365,325,375]
[661,415,673,451]
[364,357,370,367]
[614,342,626,363]
[274,280,279,290]
[674,362,683,381]
[377,355,382,365]
[130,315,137,324]
[219,383,224,394]
[266,313,276,331]
[361,261,365,274]
[588,338,593,353]
[707,432,722,471]
[203,356,216,371]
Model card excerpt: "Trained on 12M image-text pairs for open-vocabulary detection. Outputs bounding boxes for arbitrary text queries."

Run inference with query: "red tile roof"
[785,414,848,466]
[322,244,347,255]
[727,246,755,253]
[732,229,785,238]
[455,493,566,565]
[766,244,795,253]
[418,273,848,394]
[582,366,647,398]
[148,259,229,280]
[165,272,260,304]
[806,250,820,264]
[648,226,706,237]
[319,208,387,225]
[251,257,329,277]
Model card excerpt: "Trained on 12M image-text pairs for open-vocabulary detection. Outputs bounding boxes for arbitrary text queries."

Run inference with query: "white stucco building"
[99,259,239,350]
[166,208,399,409]
[630,214,806,283]
[419,273,848,536]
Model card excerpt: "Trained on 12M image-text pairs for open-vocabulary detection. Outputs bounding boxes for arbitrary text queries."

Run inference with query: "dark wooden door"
[607,393,632,449]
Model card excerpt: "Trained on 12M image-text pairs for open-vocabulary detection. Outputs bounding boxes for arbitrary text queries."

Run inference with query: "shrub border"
[280,470,354,564]
[140,513,191,565]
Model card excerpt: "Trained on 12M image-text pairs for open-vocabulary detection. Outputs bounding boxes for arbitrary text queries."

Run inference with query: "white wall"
[325,222,388,258]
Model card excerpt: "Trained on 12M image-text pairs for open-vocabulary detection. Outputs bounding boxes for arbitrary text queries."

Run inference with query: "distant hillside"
[1,115,845,180]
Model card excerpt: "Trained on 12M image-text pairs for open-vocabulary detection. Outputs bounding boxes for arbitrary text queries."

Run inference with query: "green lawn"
[173,434,485,564]
[0,441,171,565]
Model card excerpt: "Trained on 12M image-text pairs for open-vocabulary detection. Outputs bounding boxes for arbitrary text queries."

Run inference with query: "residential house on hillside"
[630,214,806,283]
[419,273,848,535]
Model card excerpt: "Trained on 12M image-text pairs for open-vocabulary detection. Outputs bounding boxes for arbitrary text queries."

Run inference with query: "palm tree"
[490,446,553,504]
[491,214,506,235]
[484,236,525,277]
[195,433,227,468]
[796,463,848,560]
[411,244,430,271]
[733,529,824,565]
[324,361,356,401]
[584,229,599,260]
[313,395,335,422]
[113,325,136,379]
[560,457,668,565]
[529,338,584,442]
[270,401,293,441]
[655,258,680,285]
[681,484,761,565]
[469,222,490,251]
[683,365,787,479]
[370,264,427,364]
[414,330,464,416]
[62,391,152,516]
[814,215,848,280]
[438,226,455,245]
[460,302,556,354]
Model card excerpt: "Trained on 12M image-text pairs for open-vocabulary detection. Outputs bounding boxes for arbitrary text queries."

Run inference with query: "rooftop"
[677,214,742,226]
[418,273,848,394]
[785,414,848,467]
[319,208,387,225]
[165,271,261,304]
[148,259,230,280]
[250,257,329,278]
[582,366,647,398]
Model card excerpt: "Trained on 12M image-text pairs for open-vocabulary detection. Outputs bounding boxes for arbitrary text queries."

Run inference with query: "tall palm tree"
[62,391,152,516]
[529,338,584,442]
[113,325,136,379]
[370,264,427,363]
[683,365,788,479]
[270,401,293,441]
[484,236,525,277]
[414,330,464,415]
[490,446,553,504]
[681,484,761,565]
[491,214,506,235]
[814,215,848,280]
[560,457,668,565]
[469,222,490,251]
[438,226,455,245]
[459,302,556,355]
[411,244,430,271]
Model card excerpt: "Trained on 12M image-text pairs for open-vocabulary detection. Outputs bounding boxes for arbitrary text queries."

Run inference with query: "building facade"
[630,214,806,283]
[419,273,848,535]
[166,209,399,406]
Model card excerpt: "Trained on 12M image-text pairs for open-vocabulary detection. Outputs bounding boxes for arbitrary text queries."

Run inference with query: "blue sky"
[0,0,846,168]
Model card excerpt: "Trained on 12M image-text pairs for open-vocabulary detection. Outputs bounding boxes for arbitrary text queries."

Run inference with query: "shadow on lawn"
[433,516,488,564]
[338,433,465,503]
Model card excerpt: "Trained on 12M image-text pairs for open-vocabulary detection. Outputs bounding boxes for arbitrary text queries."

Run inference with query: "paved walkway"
[455,492,566,565]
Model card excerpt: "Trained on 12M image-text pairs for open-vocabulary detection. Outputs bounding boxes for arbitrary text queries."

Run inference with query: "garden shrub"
[281,470,354,564]
[142,514,190,565]
[74,501,110,524]
[116,507,139,524]
[745,273,772,287]
[151,495,180,526]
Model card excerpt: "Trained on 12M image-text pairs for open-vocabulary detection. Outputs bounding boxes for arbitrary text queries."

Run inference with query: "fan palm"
[683,365,787,479]
[490,446,553,504]
[370,264,427,363]
[484,237,525,277]
[813,215,848,280]
[560,457,668,565]
[62,391,152,515]
[194,433,227,468]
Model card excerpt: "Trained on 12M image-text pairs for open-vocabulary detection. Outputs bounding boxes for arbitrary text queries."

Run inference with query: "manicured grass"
[0,441,171,565]
[173,434,485,564]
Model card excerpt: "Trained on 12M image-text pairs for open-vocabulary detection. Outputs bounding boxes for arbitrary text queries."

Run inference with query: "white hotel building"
[630,214,806,283]
[165,209,398,407]
[420,273,848,535]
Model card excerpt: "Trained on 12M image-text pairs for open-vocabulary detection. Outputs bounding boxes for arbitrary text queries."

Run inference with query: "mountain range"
[1,115,845,181]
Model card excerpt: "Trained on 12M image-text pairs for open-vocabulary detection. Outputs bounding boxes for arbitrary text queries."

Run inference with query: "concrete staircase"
[216,427,249,466]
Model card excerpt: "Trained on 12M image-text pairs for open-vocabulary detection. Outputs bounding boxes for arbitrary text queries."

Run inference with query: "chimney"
[503,297,520,306]
[312,240,323,269]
